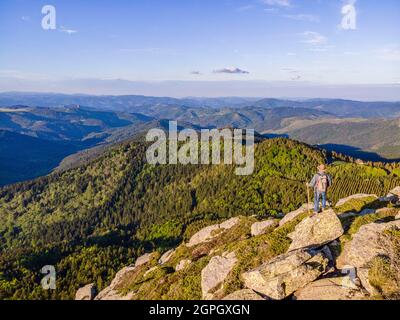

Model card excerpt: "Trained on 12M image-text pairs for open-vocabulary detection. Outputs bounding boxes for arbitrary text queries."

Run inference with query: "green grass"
[116,213,310,300]
[335,196,383,214]
[368,228,400,300]
[338,208,398,258]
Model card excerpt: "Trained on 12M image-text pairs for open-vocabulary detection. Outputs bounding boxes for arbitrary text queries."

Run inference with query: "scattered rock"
[219,217,240,229]
[251,219,278,237]
[201,252,237,300]
[187,217,240,247]
[288,209,344,251]
[338,220,400,269]
[75,283,96,300]
[293,276,364,300]
[242,248,329,300]
[337,220,400,294]
[175,259,192,271]
[279,203,312,227]
[335,194,377,208]
[135,253,152,267]
[396,212,400,220]
[222,289,265,300]
[158,249,175,265]
[95,266,137,300]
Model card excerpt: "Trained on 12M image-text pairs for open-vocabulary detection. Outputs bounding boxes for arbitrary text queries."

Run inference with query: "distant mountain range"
[1,92,400,185]
[2,92,400,118]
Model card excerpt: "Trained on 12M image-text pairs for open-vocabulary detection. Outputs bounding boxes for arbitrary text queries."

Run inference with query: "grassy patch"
[338,208,398,253]
[347,210,397,236]
[368,228,400,300]
[335,196,382,214]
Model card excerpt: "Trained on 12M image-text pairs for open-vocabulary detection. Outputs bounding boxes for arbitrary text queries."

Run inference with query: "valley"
[0,134,400,299]
[1,93,400,186]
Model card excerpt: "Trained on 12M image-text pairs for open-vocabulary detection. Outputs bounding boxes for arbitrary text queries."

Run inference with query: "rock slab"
[288,209,344,251]
[187,217,240,247]
[75,283,96,300]
[242,248,329,300]
[293,276,364,300]
[95,266,136,300]
[251,219,278,236]
[201,252,237,300]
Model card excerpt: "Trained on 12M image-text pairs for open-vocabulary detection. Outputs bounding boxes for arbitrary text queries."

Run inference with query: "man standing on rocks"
[309,164,332,215]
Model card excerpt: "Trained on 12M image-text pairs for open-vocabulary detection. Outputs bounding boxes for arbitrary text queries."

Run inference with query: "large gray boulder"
[338,220,400,269]
[222,289,265,300]
[95,266,137,300]
[293,276,365,300]
[279,203,311,227]
[201,252,237,300]
[187,217,240,247]
[75,283,96,300]
[288,209,344,251]
[135,253,152,267]
[242,248,329,300]
[158,249,175,265]
[251,219,278,237]
[337,220,400,294]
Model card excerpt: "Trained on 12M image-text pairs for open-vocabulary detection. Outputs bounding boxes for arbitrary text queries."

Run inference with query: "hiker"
[309,164,332,214]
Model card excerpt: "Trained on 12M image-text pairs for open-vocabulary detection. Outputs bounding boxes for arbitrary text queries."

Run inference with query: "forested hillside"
[1,137,400,299]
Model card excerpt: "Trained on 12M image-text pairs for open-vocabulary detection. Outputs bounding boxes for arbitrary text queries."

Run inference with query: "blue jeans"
[314,191,326,213]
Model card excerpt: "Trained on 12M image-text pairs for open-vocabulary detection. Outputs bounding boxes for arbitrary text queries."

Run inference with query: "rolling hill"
[284,118,400,161]
[1,135,400,299]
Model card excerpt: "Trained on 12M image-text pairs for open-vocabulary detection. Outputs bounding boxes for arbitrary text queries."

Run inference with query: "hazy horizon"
[1,80,400,102]
[1,0,399,100]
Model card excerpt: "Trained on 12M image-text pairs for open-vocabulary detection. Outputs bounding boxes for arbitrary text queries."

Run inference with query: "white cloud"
[21,16,30,21]
[301,31,327,45]
[60,26,78,35]
[262,0,291,7]
[283,14,320,22]
[379,47,400,61]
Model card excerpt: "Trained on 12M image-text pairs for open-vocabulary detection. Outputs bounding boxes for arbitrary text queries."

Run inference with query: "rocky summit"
[76,188,400,301]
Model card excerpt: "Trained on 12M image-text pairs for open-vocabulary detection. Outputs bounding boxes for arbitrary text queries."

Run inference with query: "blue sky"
[0,0,399,97]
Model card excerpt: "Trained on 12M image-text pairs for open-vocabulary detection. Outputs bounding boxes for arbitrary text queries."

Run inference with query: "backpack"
[316,173,329,192]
